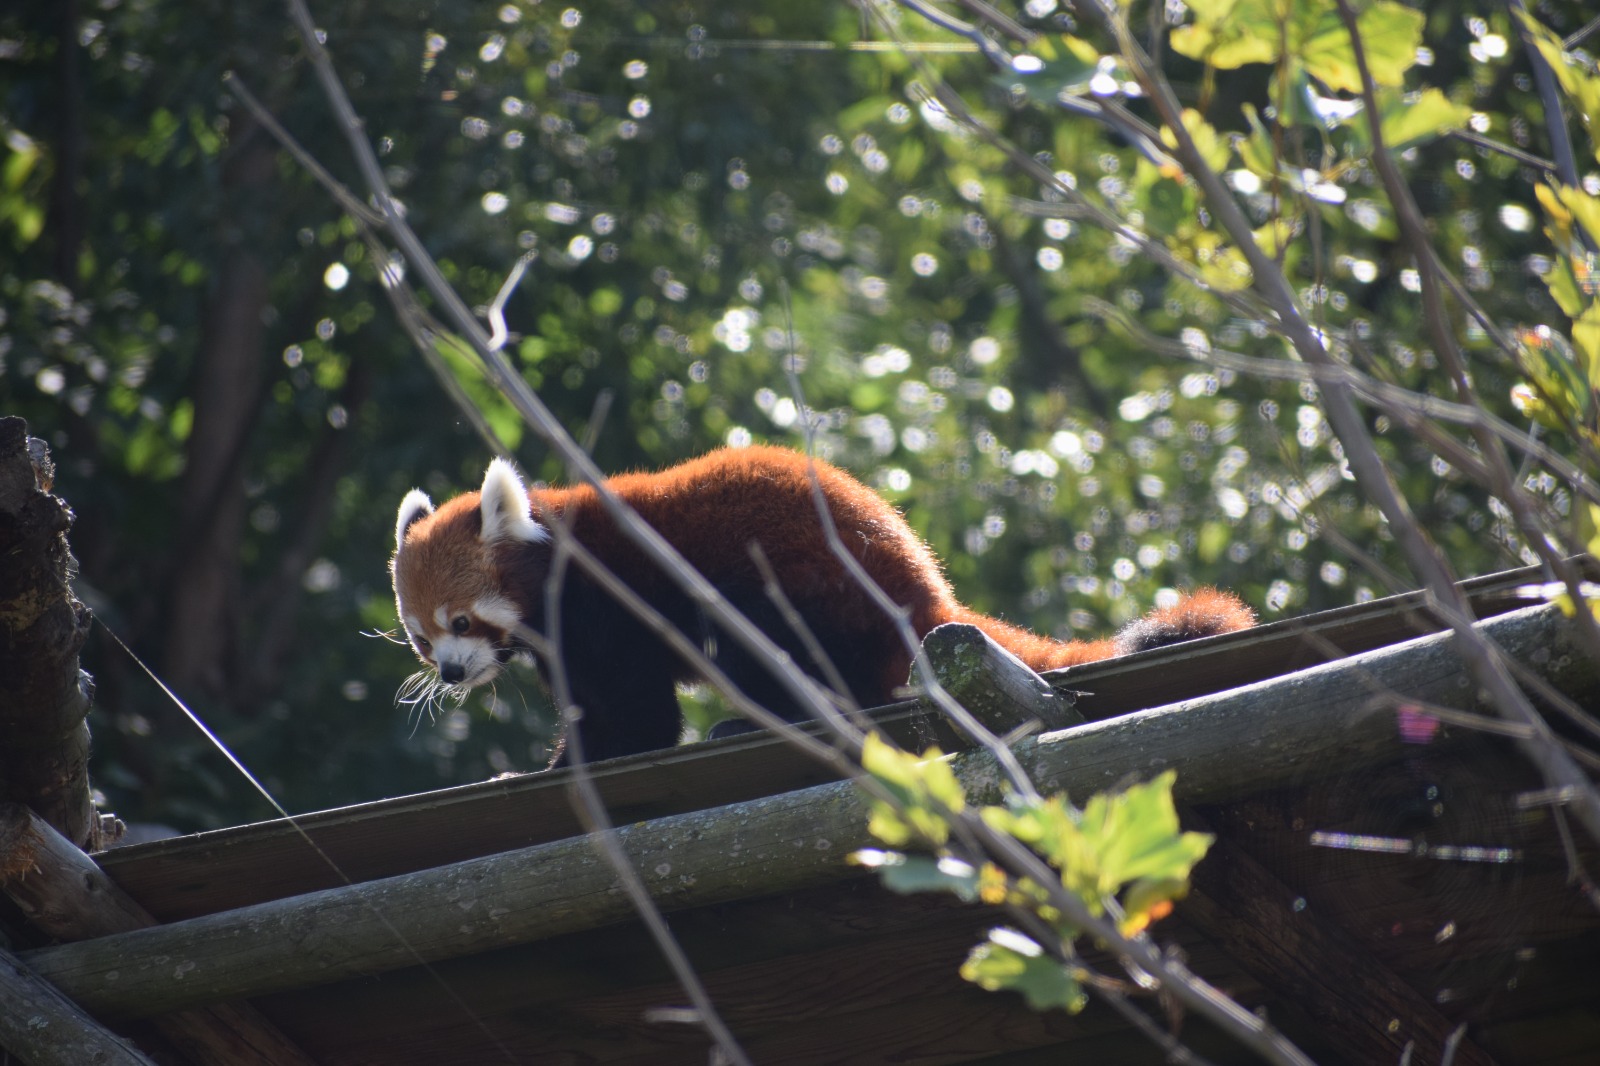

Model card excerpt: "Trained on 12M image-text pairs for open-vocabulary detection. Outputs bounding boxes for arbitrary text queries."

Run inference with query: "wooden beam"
[20,604,1591,1021]
[0,945,157,1066]
[93,563,1556,928]
[0,803,318,1066]
[917,622,1083,735]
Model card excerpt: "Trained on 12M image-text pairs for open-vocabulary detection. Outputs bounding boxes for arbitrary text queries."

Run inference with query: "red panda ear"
[395,489,434,548]
[479,458,549,545]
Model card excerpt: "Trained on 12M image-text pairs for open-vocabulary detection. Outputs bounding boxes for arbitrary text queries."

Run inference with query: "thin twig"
[285,0,870,762]
[1080,297,1600,511]
[1508,0,1584,192]
[1330,0,1600,847]
[539,527,755,1066]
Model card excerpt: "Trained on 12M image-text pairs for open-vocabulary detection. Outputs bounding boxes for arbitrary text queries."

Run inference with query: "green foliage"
[1172,0,1424,91]
[853,736,1210,1012]
[1,0,1595,832]
[962,928,1089,1012]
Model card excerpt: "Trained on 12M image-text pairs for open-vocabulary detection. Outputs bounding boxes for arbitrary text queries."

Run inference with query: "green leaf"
[2,132,41,191]
[1161,109,1231,173]
[860,733,965,847]
[1298,2,1422,92]
[1090,771,1214,889]
[1557,186,1600,250]
[879,854,982,900]
[433,333,525,453]
[1004,35,1101,104]
[1522,14,1600,164]
[1574,304,1600,377]
[1119,876,1190,934]
[1371,87,1471,151]
[1169,0,1278,70]
[961,930,1088,1012]
[1235,104,1280,179]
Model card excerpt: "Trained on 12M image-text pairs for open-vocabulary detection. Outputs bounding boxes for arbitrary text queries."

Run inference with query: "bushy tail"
[1111,587,1256,654]
[945,588,1254,673]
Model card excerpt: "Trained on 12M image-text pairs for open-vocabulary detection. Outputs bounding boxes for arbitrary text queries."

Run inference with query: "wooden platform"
[7,566,1600,1064]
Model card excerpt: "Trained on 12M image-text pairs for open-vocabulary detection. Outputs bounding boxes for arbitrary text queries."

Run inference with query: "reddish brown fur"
[393,446,1254,763]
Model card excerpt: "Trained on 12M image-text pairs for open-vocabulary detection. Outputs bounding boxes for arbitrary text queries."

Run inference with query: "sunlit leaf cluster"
[853,734,1210,1013]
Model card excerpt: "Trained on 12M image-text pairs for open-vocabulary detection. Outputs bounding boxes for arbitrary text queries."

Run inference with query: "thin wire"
[99,621,523,1064]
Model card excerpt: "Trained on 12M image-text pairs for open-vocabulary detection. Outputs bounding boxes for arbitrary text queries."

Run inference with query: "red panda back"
[533,446,962,633]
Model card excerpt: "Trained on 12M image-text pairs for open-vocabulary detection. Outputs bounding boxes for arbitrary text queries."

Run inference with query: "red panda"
[391,446,1254,764]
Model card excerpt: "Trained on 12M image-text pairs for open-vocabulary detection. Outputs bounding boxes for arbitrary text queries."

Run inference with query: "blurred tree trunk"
[161,120,275,699]
[48,0,84,283]
[0,417,105,851]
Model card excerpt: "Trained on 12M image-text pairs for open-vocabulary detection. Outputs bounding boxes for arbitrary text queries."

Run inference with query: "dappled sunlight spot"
[1498,203,1533,233]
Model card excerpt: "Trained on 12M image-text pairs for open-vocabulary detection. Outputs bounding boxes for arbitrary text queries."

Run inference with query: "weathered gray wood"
[0,804,152,940]
[22,604,1591,1021]
[0,803,319,1066]
[94,561,1556,928]
[0,945,157,1066]
[916,622,1083,734]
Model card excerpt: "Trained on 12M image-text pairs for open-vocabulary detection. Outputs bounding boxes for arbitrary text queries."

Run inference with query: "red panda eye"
[414,635,432,652]
[451,615,471,635]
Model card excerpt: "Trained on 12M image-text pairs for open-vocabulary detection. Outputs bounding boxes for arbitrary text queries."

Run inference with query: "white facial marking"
[433,606,450,629]
[472,594,522,631]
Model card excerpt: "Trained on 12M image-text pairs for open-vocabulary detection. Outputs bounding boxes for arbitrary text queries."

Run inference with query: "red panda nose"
[439,662,466,684]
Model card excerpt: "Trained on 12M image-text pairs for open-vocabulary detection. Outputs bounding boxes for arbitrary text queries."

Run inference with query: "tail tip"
[1114,587,1255,655]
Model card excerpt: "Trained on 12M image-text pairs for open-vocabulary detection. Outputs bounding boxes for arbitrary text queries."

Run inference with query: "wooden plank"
[1185,829,1498,1066]
[249,781,1592,1065]
[264,884,1258,1066]
[96,564,1554,924]
[1048,563,1563,720]
[0,803,319,1066]
[23,604,1593,1021]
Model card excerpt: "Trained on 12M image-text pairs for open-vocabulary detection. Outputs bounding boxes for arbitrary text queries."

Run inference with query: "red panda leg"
[548,660,683,767]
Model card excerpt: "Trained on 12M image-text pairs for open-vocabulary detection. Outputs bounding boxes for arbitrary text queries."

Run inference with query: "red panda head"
[391,458,549,691]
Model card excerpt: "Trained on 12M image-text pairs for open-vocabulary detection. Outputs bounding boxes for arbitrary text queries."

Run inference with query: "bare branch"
[538,525,755,1066]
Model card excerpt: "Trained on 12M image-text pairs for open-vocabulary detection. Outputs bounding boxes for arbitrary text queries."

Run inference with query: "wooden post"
[0,803,318,1066]
[0,417,102,850]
